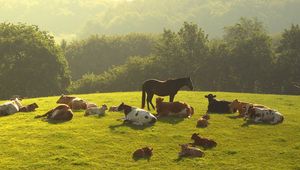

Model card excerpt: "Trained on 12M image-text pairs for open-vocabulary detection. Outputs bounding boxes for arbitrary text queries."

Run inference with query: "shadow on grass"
[132,156,151,162]
[227,115,243,119]
[241,120,278,127]
[156,116,185,124]
[109,122,154,131]
[45,119,72,124]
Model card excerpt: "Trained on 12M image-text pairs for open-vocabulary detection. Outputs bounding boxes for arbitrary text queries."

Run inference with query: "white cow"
[246,107,284,124]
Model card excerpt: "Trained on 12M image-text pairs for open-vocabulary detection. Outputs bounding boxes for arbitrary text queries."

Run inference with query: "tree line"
[0,18,299,99]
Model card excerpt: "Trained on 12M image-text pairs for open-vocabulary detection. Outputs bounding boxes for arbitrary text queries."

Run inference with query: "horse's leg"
[147,93,155,110]
[146,93,151,110]
[169,94,175,102]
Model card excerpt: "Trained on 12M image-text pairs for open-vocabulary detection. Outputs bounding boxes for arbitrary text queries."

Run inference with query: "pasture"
[0,91,299,170]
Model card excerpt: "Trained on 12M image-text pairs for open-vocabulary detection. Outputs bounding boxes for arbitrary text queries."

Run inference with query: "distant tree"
[276,24,300,94]
[0,23,70,98]
[223,18,274,92]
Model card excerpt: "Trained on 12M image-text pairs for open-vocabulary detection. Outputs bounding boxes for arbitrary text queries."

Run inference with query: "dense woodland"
[0,17,300,99]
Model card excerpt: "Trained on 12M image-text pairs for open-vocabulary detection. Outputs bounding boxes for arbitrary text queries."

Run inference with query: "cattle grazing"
[178,144,204,158]
[205,94,233,113]
[132,147,153,160]
[245,106,284,124]
[142,77,193,110]
[197,118,208,128]
[117,102,157,126]
[109,106,119,112]
[34,104,73,122]
[0,98,23,116]
[56,95,87,110]
[19,103,39,112]
[229,99,267,117]
[191,133,217,149]
[84,104,108,116]
[155,97,194,118]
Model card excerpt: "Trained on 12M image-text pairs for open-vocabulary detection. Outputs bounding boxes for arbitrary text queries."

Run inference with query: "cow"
[132,147,153,160]
[0,98,23,116]
[178,144,204,158]
[155,97,194,118]
[117,102,157,126]
[205,94,233,113]
[34,104,73,122]
[229,99,267,117]
[245,106,284,124]
[84,104,108,116]
[19,103,39,112]
[56,95,87,110]
[190,133,217,149]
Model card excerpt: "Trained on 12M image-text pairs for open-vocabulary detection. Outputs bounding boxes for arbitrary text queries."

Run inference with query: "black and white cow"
[205,94,233,113]
[0,98,23,116]
[246,107,284,124]
[117,103,157,126]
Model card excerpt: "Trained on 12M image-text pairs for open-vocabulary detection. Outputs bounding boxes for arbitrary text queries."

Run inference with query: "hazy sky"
[1,0,299,42]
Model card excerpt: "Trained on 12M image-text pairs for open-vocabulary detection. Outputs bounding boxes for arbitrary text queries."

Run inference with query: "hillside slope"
[0,91,299,169]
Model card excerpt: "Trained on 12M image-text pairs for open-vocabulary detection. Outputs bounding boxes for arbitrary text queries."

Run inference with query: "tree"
[223,18,274,92]
[276,24,300,94]
[0,23,70,98]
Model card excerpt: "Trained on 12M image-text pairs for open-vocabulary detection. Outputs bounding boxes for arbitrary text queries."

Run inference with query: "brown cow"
[56,95,87,110]
[19,103,39,112]
[178,144,204,158]
[132,147,153,160]
[34,104,73,121]
[156,97,194,118]
[190,133,217,149]
[229,99,267,117]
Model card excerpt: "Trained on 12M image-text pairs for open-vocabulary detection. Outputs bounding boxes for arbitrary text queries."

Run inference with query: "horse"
[141,77,193,110]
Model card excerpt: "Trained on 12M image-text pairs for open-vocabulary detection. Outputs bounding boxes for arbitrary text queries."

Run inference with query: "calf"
[132,147,153,159]
[56,95,87,110]
[205,94,233,113]
[246,106,284,124]
[34,104,73,121]
[229,99,267,117]
[191,133,217,149]
[155,97,194,118]
[197,118,208,128]
[84,104,108,116]
[117,103,157,126]
[178,144,204,158]
[19,103,39,112]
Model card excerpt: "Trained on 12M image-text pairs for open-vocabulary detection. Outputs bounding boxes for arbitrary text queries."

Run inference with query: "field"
[0,91,299,170]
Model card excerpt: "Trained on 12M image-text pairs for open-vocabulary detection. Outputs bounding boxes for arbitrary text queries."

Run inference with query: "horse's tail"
[141,85,146,109]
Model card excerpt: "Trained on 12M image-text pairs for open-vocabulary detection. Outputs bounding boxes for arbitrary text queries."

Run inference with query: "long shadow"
[241,120,278,127]
[109,122,154,131]
[156,116,185,124]
[132,156,151,161]
[227,115,243,119]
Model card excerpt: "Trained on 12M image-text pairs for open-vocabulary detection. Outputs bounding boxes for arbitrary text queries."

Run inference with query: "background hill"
[0,91,299,169]
[1,0,299,41]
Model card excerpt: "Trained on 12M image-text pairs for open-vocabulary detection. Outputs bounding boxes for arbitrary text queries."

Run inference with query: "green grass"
[0,91,300,170]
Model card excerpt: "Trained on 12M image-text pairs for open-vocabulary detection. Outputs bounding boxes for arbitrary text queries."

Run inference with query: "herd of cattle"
[0,93,284,159]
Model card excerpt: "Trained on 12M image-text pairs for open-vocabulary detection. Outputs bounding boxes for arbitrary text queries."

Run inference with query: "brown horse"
[141,77,193,110]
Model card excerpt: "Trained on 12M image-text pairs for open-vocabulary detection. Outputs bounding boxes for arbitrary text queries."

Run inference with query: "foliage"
[0,91,299,169]
[0,23,70,99]
[65,33,158,80]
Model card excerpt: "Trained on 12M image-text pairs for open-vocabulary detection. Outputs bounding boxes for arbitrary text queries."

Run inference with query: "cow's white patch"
[125,108,157,126]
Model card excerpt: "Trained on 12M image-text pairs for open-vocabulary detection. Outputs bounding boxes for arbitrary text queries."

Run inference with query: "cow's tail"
[141,85,146,109]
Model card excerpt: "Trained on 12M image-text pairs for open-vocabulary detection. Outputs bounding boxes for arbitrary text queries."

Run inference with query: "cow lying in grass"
[155,97,194,118]
[0,98,23,116]
[229,99,267,117]
[56,95,87,110]
[84,104,108,116]
[34,104,73,122]
[117,103,157,126]
[205,94,233,113]
[245,106,284,124]
[190,133,217,149]
[197,114,210,128]
[178,144,204,158]
[19,103,39,112]
[132,147,153,160]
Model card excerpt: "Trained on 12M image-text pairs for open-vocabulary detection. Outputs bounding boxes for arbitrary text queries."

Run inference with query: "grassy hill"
[0,91,299,169]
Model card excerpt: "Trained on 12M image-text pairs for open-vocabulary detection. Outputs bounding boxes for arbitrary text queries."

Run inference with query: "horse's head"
[185,77,193,90]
